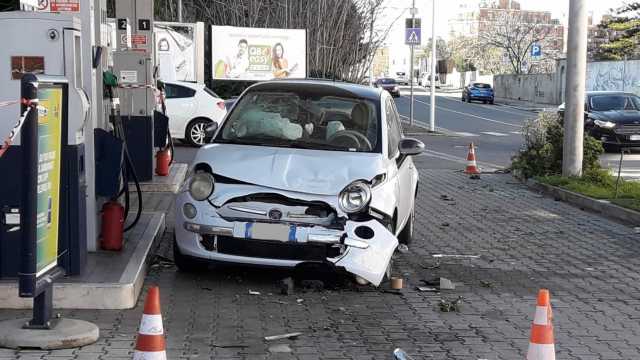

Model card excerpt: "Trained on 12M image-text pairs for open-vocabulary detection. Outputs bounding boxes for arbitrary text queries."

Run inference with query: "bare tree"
[477,11,557,74]
[148,0,399,83]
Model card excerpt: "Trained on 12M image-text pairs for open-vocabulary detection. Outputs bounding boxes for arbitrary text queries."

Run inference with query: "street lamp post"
[429,0,436,132]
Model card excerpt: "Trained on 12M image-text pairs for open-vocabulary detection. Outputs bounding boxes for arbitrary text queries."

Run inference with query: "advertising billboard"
[211,25,306,81]
[156,22,197,82]
[35,85,63,276]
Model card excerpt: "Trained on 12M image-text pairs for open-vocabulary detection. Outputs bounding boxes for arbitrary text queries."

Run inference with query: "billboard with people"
[211,26,306,81]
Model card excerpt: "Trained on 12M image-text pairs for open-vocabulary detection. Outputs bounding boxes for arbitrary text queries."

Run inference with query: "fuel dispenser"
[0,12,90,276]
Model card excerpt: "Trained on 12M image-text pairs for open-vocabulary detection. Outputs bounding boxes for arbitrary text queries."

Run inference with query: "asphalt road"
[394,86,535,171]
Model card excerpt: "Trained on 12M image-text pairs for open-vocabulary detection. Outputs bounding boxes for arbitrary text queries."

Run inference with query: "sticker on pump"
[120,71,138,84]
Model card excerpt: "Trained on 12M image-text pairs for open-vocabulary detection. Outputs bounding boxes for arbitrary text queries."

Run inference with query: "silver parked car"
[174,80,424,286]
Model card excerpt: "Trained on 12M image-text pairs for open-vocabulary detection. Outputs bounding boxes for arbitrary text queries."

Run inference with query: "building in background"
[449,0,564,55]
[372,46,390,78]
[587,15,620,61]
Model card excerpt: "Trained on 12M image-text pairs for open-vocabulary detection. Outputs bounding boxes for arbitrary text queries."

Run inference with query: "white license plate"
[631,135,640,141]
[249,223,293,242]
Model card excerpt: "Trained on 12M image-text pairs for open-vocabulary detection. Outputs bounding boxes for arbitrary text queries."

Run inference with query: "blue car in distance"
[462,83,494,104]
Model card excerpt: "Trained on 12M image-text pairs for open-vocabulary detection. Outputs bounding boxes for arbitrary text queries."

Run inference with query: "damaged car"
[174,80,425,286]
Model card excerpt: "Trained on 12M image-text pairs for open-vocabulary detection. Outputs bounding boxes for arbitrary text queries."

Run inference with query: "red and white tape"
[0,99,38,158]
[118,84,157,90]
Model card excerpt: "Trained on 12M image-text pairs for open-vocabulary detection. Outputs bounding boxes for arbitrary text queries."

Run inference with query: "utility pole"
[562,0,587,177]
[178,0,183,22]
[429,0,436,132]
[369,1,375,87]
[409,0,416,126]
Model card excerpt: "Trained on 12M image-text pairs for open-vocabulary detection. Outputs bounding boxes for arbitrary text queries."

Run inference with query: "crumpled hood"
[193,144,385,195]
[591,110,640,124]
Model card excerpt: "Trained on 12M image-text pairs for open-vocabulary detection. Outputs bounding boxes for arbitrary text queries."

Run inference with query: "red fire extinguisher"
[155,148,171,176]
[101,200,124,251]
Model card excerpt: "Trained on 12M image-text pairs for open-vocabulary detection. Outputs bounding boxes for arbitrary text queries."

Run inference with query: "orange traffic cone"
[133,286,166,360]
[527,289,555,360]
[464,143,481,177]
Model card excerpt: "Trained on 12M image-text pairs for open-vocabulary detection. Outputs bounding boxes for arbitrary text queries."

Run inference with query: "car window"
[590,95,640,111]
[473,83,491,89]
[386,98,402,159]
[165,84,196,99]
[217,90,380,153]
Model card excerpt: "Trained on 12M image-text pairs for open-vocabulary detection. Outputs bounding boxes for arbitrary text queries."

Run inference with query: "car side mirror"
[205,122,218,137]
[398,138,425,156]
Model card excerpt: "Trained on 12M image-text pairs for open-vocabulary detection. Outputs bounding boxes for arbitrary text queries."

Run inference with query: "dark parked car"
[462,83,494,104]
[560,91,640,151]
[374,78,400,97]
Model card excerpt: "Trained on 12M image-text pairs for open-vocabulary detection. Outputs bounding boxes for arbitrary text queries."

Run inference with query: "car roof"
[245,79,383,101]
[587,91,635,96]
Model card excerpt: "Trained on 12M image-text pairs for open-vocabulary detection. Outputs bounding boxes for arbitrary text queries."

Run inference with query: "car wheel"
[483,100,487,104]
[489,99,494,105]
[462,95,466,102]
[466,95,472,103]
[173,236,204,272]
[185,118,212,147]
[398,208,414,245]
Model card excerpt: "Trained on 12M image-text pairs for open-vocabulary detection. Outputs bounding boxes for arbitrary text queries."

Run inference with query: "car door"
[164,83,197,139]
[385,97,415,234]
[389,101,417,232]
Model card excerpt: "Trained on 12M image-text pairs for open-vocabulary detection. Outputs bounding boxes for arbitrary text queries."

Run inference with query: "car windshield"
[377,78,396,84]
[217,91,379,152]
[590,95,640,111]
[473,83,491,89]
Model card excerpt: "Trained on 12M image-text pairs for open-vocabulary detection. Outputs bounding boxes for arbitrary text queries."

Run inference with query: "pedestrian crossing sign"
[405,28,421,45]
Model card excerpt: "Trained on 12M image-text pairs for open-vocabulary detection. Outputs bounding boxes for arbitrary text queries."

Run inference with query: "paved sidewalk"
[2,171,640,359]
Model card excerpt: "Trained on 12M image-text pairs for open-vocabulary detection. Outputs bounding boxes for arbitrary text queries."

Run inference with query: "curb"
[525,179,640,226]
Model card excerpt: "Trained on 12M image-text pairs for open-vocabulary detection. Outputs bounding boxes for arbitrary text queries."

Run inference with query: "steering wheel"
[327,130,373,151]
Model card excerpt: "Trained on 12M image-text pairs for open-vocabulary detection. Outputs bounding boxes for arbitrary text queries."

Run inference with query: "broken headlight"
[188,172,215,201]
[338,180,371,213]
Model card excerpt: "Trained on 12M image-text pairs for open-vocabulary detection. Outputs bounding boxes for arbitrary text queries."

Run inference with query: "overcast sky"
[381,0,627,44]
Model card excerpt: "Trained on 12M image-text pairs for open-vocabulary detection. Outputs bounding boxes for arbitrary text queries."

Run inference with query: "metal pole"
[429,0,436,132]
[369,1,374,87]
[178,0,183,22]
[409,0,415,126]
[562,0,588,177]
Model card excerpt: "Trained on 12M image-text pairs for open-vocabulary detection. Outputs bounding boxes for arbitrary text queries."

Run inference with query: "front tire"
[398,208,414,246]
[185,118,212,147]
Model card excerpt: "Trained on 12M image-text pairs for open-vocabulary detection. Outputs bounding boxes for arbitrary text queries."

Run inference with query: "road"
[394,86,535,171]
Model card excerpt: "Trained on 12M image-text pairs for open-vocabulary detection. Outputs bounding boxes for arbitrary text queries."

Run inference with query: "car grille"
[615,125,640,135]
[212,235,339,261]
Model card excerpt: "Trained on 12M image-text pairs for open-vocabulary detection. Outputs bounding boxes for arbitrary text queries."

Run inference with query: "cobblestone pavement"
[2,169,640,359]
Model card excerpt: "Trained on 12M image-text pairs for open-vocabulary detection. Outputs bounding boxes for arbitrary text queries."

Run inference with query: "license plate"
[247,222,294,242]
[631,135,640,141]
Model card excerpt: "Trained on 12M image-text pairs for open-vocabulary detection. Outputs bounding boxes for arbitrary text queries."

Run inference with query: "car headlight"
[338,181,372,213]
[594,120,616,129]
[188,172,215,201]
[393,86,399,91]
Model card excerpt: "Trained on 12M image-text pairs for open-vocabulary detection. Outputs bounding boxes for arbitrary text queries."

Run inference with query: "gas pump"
[0,12,91,276]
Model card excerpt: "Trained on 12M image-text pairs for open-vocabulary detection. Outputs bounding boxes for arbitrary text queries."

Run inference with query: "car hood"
[193,144,385,195]
[591,110,640,124]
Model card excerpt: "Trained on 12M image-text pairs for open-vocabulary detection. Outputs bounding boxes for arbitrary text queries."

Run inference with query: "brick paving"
[1,170,640,359]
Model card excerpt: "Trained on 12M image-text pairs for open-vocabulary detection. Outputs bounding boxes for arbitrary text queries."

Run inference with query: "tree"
[144,0,399,83]
[477,11,557,74]
[596,2,640,60]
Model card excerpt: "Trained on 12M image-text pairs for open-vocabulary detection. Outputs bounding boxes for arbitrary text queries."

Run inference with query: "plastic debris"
[439,278,455,290]
[432,254,480,259]
[264,332,303,341]
[439,296,464,312]
[416,286,438,292]
[397,244,409,253]
[296,298,304,304]
[479,280,493,288]
[440,194,454,201]
[249,290,261,295]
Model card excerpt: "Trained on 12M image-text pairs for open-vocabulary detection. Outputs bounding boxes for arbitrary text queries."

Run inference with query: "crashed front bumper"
[175,194,398,286]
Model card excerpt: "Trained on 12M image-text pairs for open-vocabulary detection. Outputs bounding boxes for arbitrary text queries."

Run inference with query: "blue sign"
[405,28,421,45]
[531,44,542,57]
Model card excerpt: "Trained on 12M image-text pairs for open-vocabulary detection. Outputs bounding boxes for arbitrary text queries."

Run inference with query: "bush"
[511,111,604,179]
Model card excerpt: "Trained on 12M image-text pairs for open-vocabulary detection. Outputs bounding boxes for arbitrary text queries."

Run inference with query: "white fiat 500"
[174,80,424,286]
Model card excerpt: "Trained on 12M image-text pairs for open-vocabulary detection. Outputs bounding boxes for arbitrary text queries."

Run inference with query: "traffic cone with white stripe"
[526,289,555,360]
[464,142,481,178]
[133,286,166,360]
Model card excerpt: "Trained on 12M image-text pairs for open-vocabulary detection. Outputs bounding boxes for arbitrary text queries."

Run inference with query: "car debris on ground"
[439,297,464,312]
[264,332,303,341]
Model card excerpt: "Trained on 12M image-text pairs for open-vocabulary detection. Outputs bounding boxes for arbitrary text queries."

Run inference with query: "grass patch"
[537,169,640,212]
